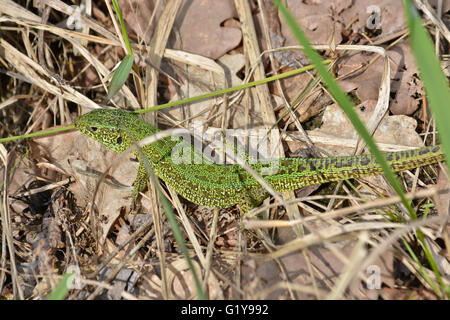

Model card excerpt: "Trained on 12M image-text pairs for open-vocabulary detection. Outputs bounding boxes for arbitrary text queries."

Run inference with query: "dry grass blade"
[234,0,304,238]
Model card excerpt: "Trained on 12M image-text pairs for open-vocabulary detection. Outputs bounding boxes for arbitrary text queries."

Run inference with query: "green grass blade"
[106,54,134,101]
[111,0,133,55]
[46,272,74,300]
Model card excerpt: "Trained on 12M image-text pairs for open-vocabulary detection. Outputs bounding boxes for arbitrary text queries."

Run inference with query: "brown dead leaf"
[388,42,424,115]
[434,168,450,215]
[337,53,384,102]
[32,128,152,244]
[242,240,394,299]
[167,258,223,299]
[311,100,424,156]
[381,286,439,300]
[120,0,242,60]
[280,0,349,47]
[337,42,423,116]
[173,0,241,59]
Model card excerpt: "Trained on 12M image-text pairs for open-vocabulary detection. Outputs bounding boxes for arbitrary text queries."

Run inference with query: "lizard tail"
[262,145,445,191]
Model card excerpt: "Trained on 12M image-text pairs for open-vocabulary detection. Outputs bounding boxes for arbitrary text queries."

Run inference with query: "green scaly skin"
[75,109,445,213]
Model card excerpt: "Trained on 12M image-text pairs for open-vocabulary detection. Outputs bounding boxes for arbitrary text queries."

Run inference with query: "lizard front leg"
[132,160,149,206]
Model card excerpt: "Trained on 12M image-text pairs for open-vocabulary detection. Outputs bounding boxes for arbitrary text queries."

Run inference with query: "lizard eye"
[116,136,122,144]
[89,126,98,132]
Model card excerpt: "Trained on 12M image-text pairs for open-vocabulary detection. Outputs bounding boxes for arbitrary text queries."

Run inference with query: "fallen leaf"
[172,0,241,59]
[166,258,223,299]
[242,239,394,299]
[280,0,349,47]
[311,100,424,156]
[32,128,152,244]
[337,42,424,116]
[119,0,242,60]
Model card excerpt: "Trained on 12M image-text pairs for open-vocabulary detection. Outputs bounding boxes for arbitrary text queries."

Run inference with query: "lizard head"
[75,109,137,153]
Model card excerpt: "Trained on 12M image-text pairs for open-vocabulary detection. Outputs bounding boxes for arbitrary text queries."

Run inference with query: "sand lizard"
[75,109,445,213]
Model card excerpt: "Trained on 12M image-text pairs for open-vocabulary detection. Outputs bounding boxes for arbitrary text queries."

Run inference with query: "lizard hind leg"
[132,161,149,206]
[237,187,269,216]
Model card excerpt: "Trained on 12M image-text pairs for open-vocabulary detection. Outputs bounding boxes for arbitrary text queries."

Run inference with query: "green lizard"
[74,109,445,213]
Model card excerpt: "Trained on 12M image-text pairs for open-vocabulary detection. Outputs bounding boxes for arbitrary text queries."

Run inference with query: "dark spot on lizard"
[419,148,429,155]
[360,157,370,166]
[89,126,97,132]
[432,146,440,153]
[117,136,123,144]
[386,153,393,161]
[316,160,323,170]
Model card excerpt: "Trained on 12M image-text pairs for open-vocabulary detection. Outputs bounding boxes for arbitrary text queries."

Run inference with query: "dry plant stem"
[81,278,137,300]
[235,226,243,299]
[2,13,228,80]
[81,0,92,48]
[257,0,304,135]
[302,249,321,298]
[88,223,155,279]
[414,0,450,43]
[326,232,368,299]
[434,0,442,55]
[201,208,220,295]
[258,232,298,299]
[0,37,102,110]
[0,17,141,109]
[168,188,208,267]
[104,0,127,53]
[257,0,322,158]
[142,3,181,298]
[14,178,72,198]
[148,177,168,299]
[234,0,303,236]
[256,281,328,299]
[244,187,450,227]
[0,146,24,299]
[145,0,182,117]
[268,221,414,260]
[358,215,447,296]
[283,131,428,152]
[37,5,51,72]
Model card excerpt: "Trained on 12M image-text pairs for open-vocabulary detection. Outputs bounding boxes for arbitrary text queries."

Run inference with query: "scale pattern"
[75,109,445,212]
